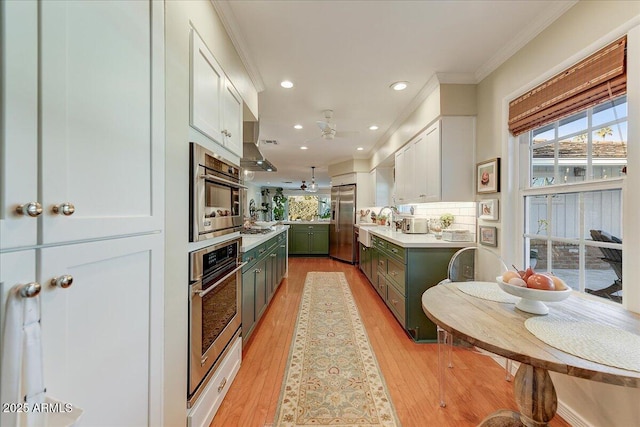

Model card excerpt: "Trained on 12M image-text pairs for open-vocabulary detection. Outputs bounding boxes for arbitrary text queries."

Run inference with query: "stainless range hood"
[241,121,277,172]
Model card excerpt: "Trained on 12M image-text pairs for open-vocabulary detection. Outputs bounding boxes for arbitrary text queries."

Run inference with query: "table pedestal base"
[479,364,557,427]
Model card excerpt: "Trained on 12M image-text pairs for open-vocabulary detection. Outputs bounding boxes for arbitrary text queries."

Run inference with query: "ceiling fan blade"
[316,120,329,131]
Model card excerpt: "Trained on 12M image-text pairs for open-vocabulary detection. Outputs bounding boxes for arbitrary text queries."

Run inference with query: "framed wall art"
[476,158,500,194]
[478,199,499,221]
[479,226,498,247]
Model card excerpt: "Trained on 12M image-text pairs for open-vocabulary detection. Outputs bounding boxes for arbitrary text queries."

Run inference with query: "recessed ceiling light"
[266,168,272,172]
[280,80,294,89]
[300,146,308,150]
[390,81,408,91]
[369,125,379,131]
[294,124,303,129]
[356,147,364,151]
[257,160,263,165]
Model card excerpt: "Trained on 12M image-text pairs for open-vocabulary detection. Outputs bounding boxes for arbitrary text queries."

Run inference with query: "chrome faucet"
[377,206,398,227]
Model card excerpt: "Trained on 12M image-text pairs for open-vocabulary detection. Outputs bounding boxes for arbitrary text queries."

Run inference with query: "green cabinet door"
[254,258,267,319]
[309,228,329,254]
[241,268,255,338]
[290,230,310,254]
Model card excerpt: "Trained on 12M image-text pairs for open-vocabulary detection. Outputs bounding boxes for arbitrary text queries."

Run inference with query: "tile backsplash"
[361,202,477,239]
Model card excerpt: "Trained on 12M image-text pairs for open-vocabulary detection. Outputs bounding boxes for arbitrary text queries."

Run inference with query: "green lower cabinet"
[288,224,329,255]
[241,230,289,343]
[365,235,462,342]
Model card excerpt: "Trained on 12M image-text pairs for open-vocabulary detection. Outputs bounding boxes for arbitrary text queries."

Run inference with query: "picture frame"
[478,199,499,221]
[477,158,500,194]
[479,226,498,247]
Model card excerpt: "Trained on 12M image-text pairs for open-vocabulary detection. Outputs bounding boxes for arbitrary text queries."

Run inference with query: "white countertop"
[241,225,289,252]
[356,224,475,248]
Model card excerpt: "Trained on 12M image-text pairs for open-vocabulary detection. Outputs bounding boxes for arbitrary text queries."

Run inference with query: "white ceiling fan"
[315,110,359,140]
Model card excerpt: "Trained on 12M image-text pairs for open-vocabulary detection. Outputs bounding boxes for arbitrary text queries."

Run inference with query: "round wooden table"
[422,283,640,427]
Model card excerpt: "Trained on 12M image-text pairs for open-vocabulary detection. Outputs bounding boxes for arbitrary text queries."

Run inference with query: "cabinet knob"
[52,202,75,216]
[17,282,41,298]
[16,202,43,217]
[51,275,73,289]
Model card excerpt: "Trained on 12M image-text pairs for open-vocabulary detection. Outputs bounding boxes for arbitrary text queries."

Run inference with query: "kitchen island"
[356,224,474,342]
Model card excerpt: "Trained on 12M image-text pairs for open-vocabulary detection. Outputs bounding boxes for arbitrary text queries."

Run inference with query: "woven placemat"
[525,315,640,372]
[456,282,519,304]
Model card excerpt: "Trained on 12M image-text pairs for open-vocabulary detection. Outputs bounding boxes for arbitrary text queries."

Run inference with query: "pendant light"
[307,166,318,193]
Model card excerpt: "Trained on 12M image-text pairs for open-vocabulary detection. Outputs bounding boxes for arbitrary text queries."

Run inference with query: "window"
[287,195,330,221]
[523,96,626,303]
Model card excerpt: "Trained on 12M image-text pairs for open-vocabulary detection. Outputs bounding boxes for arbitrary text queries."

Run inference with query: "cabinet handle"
[391,248,398,253]
[254,268,261,274]
[51,275,74,289]
[270,253,277,257]
[258,248,265,253]
[280,245,285,248]
[308,226,313,229]
[201,355,208,367]
[52,202,75,216]
[217,377,227,393]
[17,282,41,298]
[390,271,397,276]
[419,194,426,197]
[16,202,42,217]
[391,299,398,305]
[379,260,384,266]
[16,202,43,217]
[221,129,228,136]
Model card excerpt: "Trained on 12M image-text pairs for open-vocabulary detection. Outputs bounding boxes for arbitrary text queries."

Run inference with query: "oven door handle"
[194,262,247,298]
[199,174,248,189]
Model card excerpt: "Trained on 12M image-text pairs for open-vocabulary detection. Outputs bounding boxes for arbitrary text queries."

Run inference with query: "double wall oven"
[188,142,246,407]
[190,142,245,242]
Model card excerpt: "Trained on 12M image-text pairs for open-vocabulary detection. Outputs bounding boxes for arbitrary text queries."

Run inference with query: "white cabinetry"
[1,1,164,425]
[331,173,371,209]
[190,30,243,158]
[394,116,474,204]
[369,167,393,207]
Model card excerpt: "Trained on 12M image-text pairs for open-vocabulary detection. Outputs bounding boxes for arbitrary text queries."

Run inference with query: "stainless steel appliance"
[329,184,356,263]
[190,142,245,242]
[402,217,429,234]
[188,238,245,407]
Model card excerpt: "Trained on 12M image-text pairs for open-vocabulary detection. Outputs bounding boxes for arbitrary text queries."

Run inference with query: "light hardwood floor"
[210,257,570,427]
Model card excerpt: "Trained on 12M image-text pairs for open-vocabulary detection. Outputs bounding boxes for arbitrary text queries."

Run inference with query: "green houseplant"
[272,187,286,221]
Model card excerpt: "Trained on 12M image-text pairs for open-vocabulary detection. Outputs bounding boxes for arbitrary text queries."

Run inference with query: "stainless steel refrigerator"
[330,184,356,263]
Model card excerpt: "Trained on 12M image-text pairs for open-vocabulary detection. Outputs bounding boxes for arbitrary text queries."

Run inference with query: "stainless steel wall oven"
[190,142,245,242]
[188,237,244,407]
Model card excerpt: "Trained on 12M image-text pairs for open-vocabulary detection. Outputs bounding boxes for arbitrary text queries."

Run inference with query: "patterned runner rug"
[274,272,400,427]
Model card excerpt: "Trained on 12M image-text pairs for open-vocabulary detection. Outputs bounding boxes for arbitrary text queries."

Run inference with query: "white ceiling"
[215,0,576,191]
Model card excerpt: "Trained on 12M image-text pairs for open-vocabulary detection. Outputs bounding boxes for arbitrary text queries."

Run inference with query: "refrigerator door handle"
[334,197,339,232]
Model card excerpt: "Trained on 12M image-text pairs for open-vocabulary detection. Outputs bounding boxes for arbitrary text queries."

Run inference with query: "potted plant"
[272,187,286,221]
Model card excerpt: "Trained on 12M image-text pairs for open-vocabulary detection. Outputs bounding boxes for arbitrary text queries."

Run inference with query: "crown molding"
[475,1,578,83]
[211,0,265,93]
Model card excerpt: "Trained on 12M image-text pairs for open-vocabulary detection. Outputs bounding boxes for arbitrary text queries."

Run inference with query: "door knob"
[16,202,43,217]
[51,275,73,289]
[52,202,75,216]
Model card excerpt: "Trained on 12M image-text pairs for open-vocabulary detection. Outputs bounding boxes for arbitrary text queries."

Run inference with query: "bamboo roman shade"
[509,36,627,136]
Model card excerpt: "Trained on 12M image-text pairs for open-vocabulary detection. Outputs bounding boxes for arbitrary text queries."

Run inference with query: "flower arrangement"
[440,213,454,229]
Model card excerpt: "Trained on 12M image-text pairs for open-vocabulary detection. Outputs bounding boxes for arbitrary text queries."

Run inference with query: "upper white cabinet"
[1,0,164,249]
[394,116,475,204]
[190,30,243,158]
[369,167,393,207]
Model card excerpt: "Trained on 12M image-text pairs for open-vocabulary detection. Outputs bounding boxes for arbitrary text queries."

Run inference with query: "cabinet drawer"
[188,336,242,427]
[386,241,405,263]
[255,243,268,258]
[386,258,406,294]
[386,284,406,326]
[242,249,257,271]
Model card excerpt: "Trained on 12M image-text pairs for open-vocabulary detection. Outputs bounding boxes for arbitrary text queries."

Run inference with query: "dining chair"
[436,246,512,407]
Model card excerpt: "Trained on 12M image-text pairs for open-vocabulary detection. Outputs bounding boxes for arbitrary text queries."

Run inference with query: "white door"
[223,80,243,157]
[394,150,405,203]
[0,0,38,249]
[39,234,163,427]
[403,140,417,202]
[191,29,224,145]
[39,0,163,244]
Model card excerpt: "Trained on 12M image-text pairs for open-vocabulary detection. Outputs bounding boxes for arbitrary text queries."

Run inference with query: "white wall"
[164,2,258,425]
[477,1,640,425]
